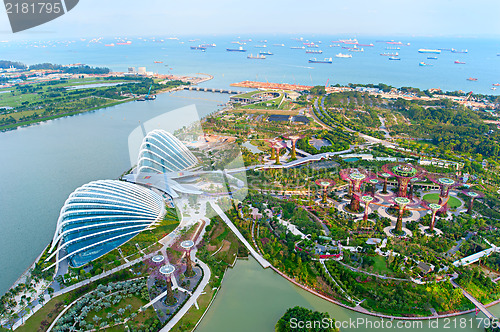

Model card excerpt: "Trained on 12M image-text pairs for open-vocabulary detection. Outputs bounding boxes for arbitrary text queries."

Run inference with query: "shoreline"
[270,265,500,321]
[0,72,215,132]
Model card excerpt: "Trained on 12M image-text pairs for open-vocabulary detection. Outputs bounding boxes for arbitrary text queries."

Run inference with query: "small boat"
[467,77,478,81]
[335,53,352,58]
[227,46,247,52]
[389,57,401,60]
[492,87,497,90]
[419,62,431,66]
[309,57,333,63]
[247,54,266,59]
[306,49,323,54]
[427,56,438,60]
[454,60,466,64]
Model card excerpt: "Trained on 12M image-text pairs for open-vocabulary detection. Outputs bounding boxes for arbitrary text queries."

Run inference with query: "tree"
[275,306,337,332]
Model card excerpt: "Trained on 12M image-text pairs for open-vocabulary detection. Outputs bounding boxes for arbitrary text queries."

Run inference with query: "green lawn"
[423,193,462,208]
[369,255,393,276]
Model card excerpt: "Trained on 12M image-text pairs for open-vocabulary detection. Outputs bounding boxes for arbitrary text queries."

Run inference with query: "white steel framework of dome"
[47,180,166,268]
[137,129,198,174]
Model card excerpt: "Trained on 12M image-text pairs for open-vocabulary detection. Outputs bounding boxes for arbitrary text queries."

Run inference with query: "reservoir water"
[196,258,494,332]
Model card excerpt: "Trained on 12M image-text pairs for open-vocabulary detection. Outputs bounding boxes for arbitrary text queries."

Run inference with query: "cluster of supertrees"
[147,240,196,305]
[334,163,482,235]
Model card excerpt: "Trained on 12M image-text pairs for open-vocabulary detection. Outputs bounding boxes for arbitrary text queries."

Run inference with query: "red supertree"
[382,163,425,198]
[283,134,304,160]
[427,174,461,212]
[315,179,335,204]
[339,168,376,211]
[422,201,443,232]
[378,172,392,194]
[266,139,286,165]
[462,190,485,214]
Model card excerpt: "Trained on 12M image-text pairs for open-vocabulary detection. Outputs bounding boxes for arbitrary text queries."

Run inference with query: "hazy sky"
[0,0,499,39]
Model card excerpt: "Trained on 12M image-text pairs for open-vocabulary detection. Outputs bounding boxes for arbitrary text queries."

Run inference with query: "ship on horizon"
[309,57,333,63]
[306,49,323,54]
[335,53,352,58]
[227,46,247,52]
[418,49,441,54]
[247,54,266,59]
[381,52,398,56]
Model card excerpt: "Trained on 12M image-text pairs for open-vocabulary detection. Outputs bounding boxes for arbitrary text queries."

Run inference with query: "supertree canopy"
[463,190,485,214]
[393,197,411,233]
[427,174,461,211]
[283,134,304,160]
[339,168,376,211]
[315,179,335,204]
[382,163,425,198]
[378,172,392,194]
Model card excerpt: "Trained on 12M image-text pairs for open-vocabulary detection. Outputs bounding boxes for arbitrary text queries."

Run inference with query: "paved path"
[451,280,496,320]
[210,201,270,268]
[160,259,211,331]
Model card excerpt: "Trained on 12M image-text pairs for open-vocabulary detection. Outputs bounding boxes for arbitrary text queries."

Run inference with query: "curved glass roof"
[48,180,165,268]
[137,129,198,174]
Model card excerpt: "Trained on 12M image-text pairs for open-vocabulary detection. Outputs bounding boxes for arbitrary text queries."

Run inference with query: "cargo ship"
[200,43,216,48]
[387,41,403,45]
[191,46,207,50]
[386,46,401,50]
[454,60,466,64]
[467,77,478,81]
[329,44,341,47]
[291,46,305,49]
[247,54,266,59]
[227,46,247,52]
[347,47,364,52]
[105,43,115,47]
[116,41,132,45]
[418,49,441,54]
[306,49,323,54]
[358,43,374,47]
[493,83,500,86]
[254,45,267,48]
[419,62,431,66]
[273,43,285,47]
[259,51,273,55]
[380,52,398,56]
[451,49,468,53]
[389,57,401,60]
[335,53,352,58]
[309,57,333,63]
[154,61,163,63]
[427,56,438,60]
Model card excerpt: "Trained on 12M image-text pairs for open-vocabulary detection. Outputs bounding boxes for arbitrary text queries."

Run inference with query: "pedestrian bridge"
[183,86,243,94]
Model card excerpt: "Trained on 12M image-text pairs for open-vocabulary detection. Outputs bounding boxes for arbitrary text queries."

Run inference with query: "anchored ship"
[418,49,441,54]
[247,54,266,59]
[335,53,352,58]
[227,46,247,52]
[306,49,323,54]
[309,57,333,63]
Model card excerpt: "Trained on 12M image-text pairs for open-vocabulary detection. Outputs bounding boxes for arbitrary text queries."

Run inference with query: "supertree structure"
[283,134,304,160]
[427,174,461,211]
[180,240,195,277]
[368,179,379,195]
[339,168,376,212]
[315,179,335,204]
[427,203,442,232]
[266,140,286,165]
[382,163,425,198]
[159,264,176,305]
[360,195,375,224]
[408,176,424,200]
[379,172,392,194]
[393,197,411,233]
[463,190,485,214]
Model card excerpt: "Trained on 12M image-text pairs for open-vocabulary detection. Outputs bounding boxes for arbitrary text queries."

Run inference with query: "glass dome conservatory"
[137,129,198,174]
[48,180,166,267]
